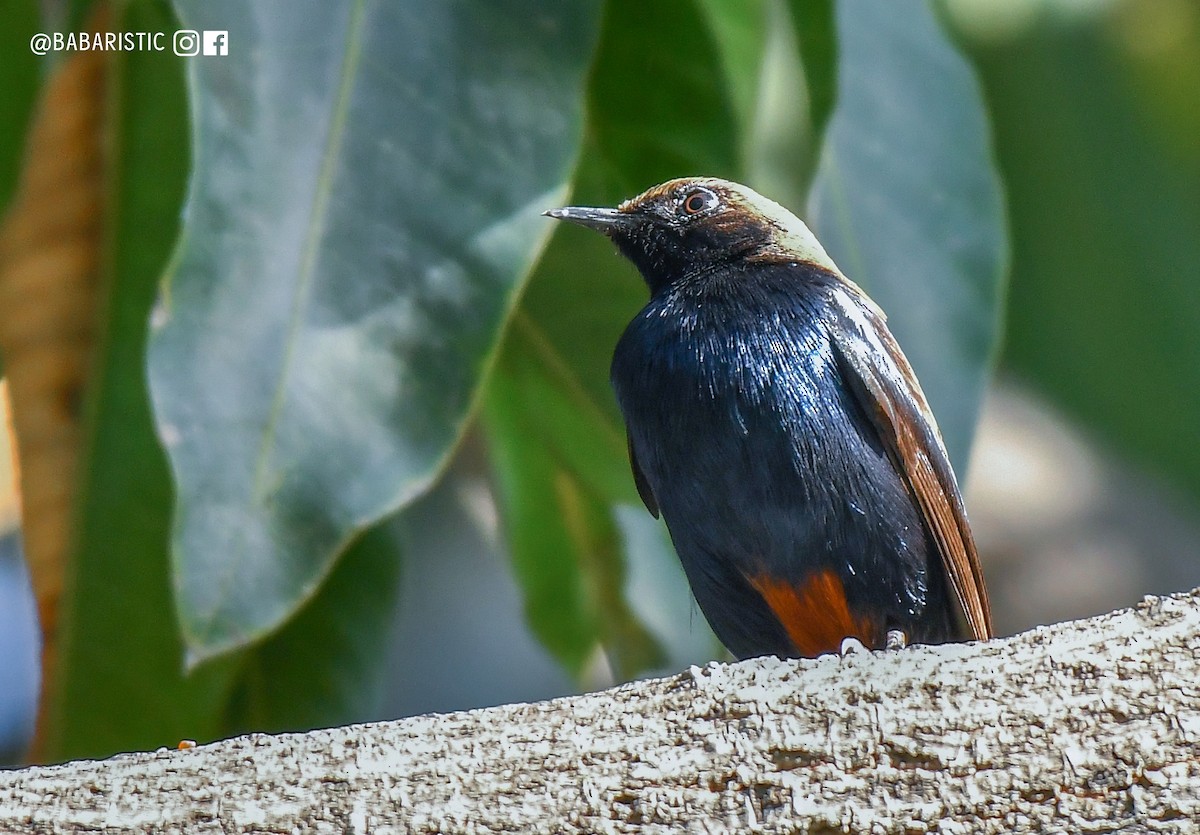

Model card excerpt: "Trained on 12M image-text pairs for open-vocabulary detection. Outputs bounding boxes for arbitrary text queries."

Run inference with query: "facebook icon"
[202,30,228,56]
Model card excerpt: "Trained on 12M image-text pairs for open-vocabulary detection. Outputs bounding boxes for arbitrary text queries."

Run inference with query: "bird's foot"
[885,629,908,651]
[839,636,867,657]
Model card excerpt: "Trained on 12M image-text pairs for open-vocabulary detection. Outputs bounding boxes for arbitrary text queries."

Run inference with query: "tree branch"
[3,591,1199,833]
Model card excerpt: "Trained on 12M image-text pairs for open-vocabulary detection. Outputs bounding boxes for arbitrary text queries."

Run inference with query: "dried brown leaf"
[0,10,109,757]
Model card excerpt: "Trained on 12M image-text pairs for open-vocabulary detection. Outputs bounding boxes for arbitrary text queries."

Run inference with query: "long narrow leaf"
[483,0,738,677]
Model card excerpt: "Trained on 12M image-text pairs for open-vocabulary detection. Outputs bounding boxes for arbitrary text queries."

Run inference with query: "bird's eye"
[682,188,718,216]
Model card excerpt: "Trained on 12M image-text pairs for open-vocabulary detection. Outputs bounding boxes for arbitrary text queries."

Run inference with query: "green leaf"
[223,517,402,734]
[0,0,40,221]
[586,0,742,195]
[147,0,602,662]
[697,1,838,207]
[695,0,767,137]
[46,0,415,762]
[963,13,1200,504]
[484,346,661,679]
[482,0,739,677]
[45,0,239,762]
[739,1,811,210]
[808,0,1007,471]
[61,0,99,33]
[788,0,837,144]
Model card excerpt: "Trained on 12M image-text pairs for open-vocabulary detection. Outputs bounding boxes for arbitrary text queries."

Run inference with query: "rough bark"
[2,590,1198,834]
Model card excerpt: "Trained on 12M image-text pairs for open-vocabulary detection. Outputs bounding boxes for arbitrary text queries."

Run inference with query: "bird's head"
[544,177,841,293]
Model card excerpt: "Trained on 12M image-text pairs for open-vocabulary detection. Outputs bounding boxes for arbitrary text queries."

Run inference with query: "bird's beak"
[543,206,630,232]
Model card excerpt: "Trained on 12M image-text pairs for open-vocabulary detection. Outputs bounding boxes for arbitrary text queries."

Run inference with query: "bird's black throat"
[607,211,776,295]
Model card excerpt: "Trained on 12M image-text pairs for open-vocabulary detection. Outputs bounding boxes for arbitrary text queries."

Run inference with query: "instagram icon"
[172,29,198,56]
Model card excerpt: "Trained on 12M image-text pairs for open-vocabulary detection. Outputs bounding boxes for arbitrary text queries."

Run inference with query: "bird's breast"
[613,292,837,440]
[611,283,937,647]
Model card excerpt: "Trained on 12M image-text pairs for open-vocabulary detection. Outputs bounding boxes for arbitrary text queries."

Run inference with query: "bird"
[543,177,993,660]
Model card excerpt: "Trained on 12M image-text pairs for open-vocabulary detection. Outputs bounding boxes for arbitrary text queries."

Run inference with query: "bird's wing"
[628,432,660,519]
[827,285,993,640]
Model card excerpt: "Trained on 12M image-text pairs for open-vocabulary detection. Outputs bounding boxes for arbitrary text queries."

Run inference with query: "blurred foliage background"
[0,0,1197,766]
